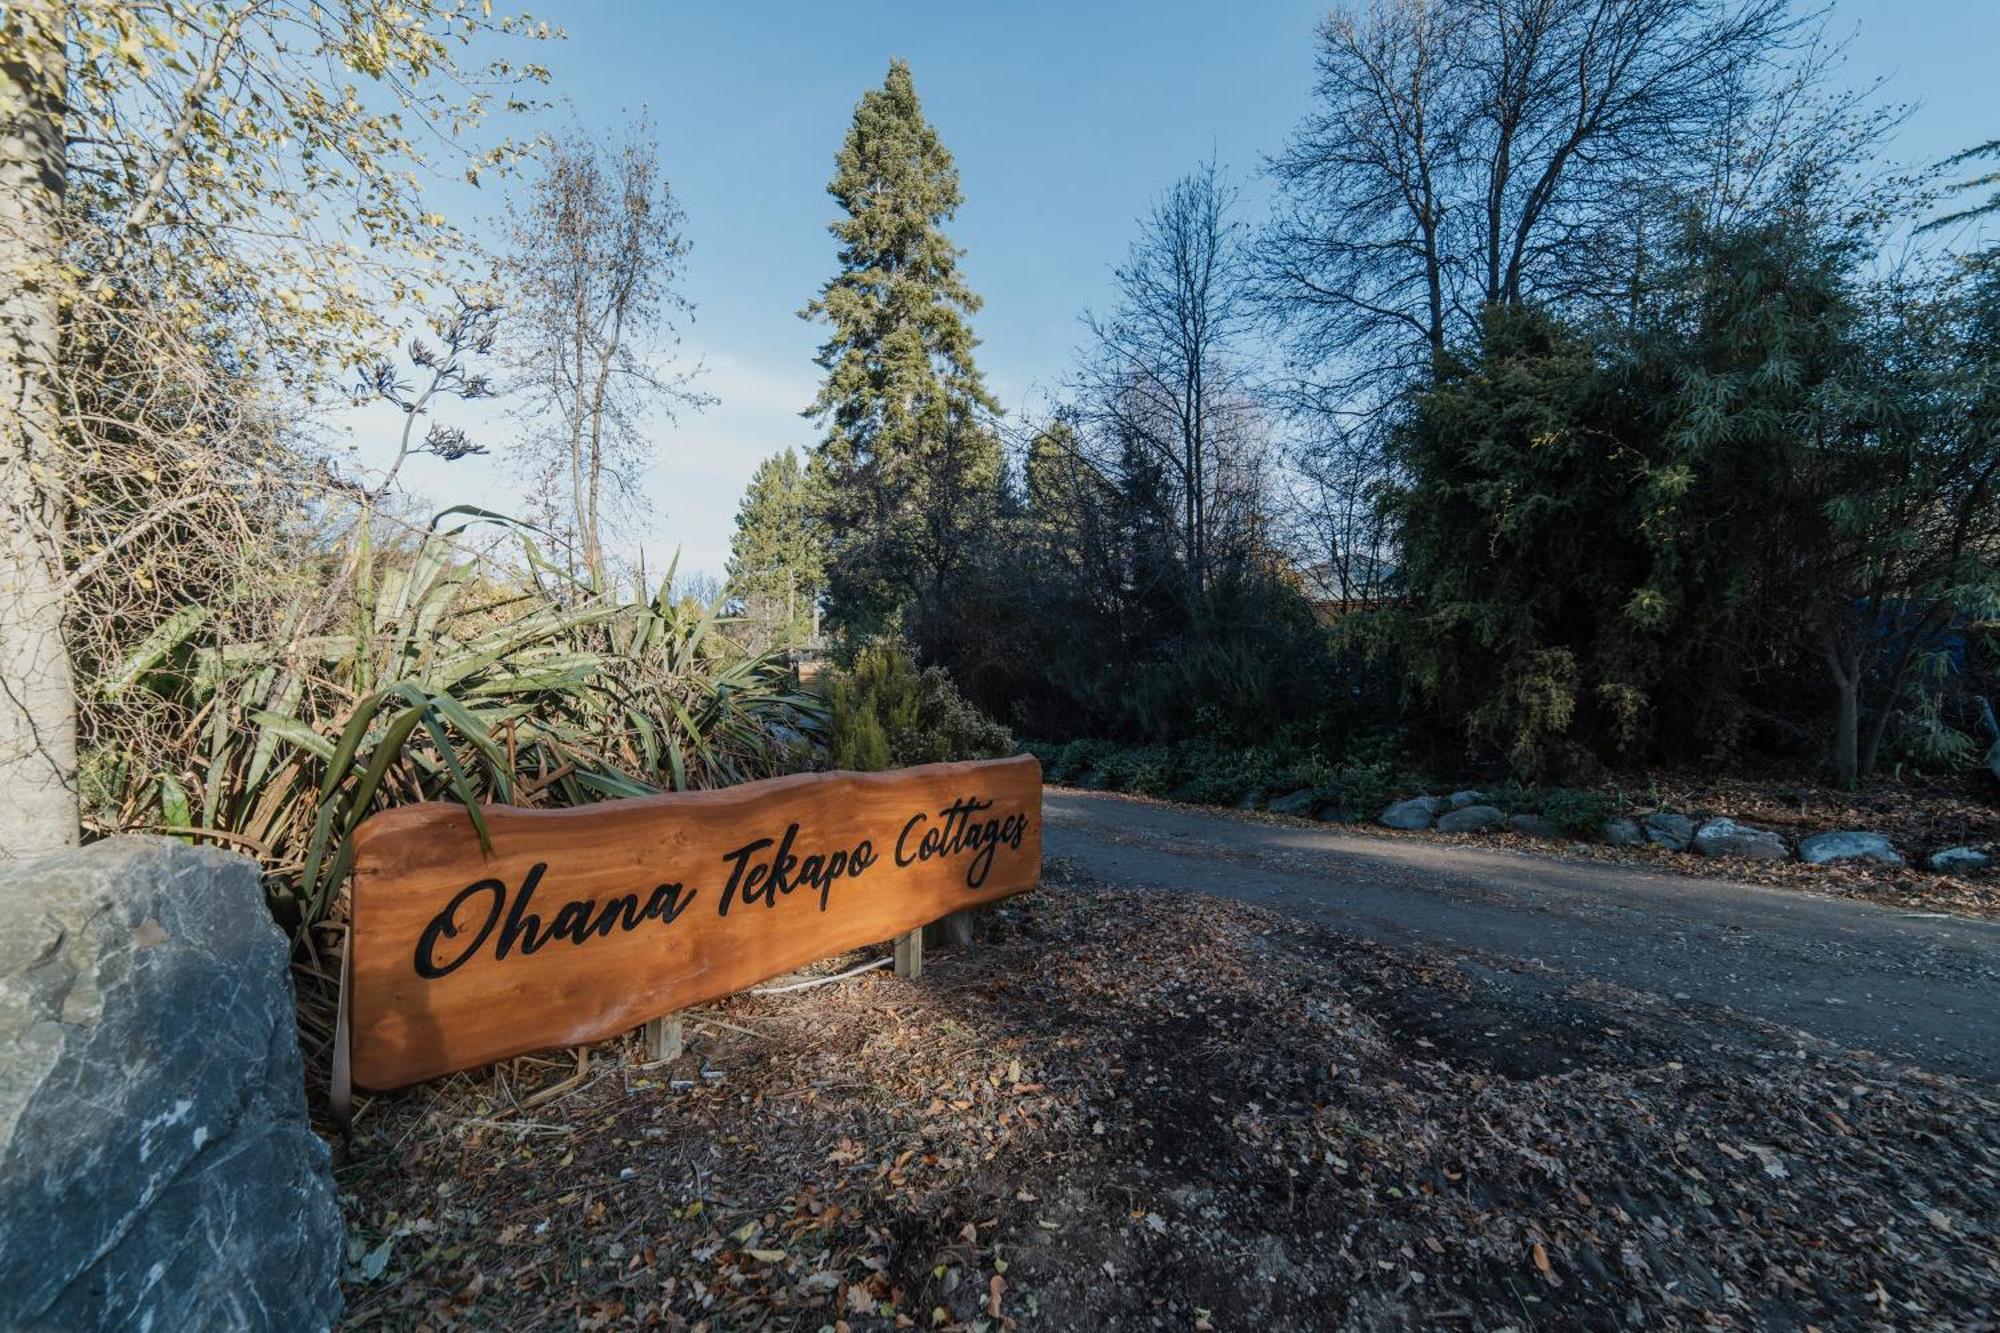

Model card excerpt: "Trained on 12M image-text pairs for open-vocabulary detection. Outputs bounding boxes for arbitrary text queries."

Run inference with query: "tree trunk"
[1825,639,1861,791]
[0,5,78,859]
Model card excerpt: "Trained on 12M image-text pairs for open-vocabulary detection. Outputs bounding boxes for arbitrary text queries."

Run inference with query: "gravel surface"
[1045,789,2000,1083]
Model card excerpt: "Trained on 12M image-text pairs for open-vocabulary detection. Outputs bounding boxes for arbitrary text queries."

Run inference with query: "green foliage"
[1921,139,2000,234]
[93,512,823,933]
[825,641,1012,773]
[1381,304,1721,778]
[1380,173,2000,786]
[1029,737,1420,816]
[59,0,554,390]
[803,60,1004,642]
[1531,788,1619,839]
[826,690,892,773]
[726,448,826,649]
[1030,733,1646,838]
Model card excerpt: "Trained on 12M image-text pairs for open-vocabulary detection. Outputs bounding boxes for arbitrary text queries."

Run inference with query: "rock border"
[1361,792,1990,882]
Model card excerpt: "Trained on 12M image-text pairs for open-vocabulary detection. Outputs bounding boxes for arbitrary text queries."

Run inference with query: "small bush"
[1092,744,1156,793]
[1535,787,1617,837]
[1313,761,1412,816]
[1033,735,1428,817]
[827,641,1013,772]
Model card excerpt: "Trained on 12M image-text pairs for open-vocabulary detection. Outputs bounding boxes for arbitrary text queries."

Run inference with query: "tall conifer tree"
[725,448,825,651]
[802,59,1002,643]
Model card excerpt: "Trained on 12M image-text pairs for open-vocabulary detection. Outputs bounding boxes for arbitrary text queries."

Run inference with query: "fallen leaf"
[358,1237,393,1282]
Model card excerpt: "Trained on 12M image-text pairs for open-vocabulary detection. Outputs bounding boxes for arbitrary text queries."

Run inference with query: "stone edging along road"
[1041,787,2000,1084]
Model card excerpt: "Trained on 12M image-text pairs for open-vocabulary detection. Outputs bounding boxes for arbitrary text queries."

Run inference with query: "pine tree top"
[802,59,998,435]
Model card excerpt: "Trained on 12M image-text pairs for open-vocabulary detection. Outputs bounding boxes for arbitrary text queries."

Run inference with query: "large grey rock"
[1447,789,1487,810]
[1693,817,1789,861]
[1929,846,1992,874]
[1508,813,1561,839]
[1379,796,1444,830]
[0,837,342,1332]
[1641,811,1694,852]
[1267,789,1316,817]
[1601,818,1646,847]
[1436,804,1506,834]
[1798,831,1903,867]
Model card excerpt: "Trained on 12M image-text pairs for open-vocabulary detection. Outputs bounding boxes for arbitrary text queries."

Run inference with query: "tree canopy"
[726,448,826,653]
[801,59,1003,650]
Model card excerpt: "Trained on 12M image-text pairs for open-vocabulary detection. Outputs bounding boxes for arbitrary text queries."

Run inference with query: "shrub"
[1092,744,1178,795]
[98,512,825,934]
[1535,787,1618,837]
[1032,735,1429,817]
[1313,761,1413,816]
[1164,768,1224,803]
[826,641,1013,772]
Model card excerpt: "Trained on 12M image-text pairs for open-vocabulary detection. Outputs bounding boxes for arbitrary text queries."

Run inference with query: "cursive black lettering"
[642,881,697,925]
[892,796,1029,889]
[550,898,595,945]
[717,837,773,916]
[414,878,504,978]
[720,824,879,914]
[896,812,925,867]
[496,862,551,959]
[416,866,699,979]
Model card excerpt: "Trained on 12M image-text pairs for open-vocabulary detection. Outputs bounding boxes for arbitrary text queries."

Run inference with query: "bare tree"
[1077,162,1260,596]
[0,0,548,858]
[1257,0,1800,627]
[505,121,709,589]
[1262,0,1797,400]
[1262,0,1462,395]
[1281,417,1400,607]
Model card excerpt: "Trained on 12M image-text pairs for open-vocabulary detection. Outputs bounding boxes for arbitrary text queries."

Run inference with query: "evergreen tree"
[801,59,1002,646]
[724,448,825,651]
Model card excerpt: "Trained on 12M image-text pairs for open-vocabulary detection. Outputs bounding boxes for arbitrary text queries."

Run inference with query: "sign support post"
[893,928,923,979]
[642,1014,683,1063]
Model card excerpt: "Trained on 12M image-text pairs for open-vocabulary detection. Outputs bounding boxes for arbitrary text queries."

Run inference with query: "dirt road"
[1044,788,2000,1083]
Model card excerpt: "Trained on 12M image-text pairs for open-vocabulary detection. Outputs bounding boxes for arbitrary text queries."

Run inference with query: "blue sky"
[351,0,2000,582]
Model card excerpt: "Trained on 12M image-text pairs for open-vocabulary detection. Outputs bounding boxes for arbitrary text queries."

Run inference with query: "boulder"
[1436,804,1505,834]
[1798,831,1903,867]
[1927,846,1992,874]
[1641,811,1694,852]
[0,837,342,1332]
[1379,796,1444,830]
[1447,789,1487,810]
[1267,789,1317,817]
[1692,817,1789,861]
[1508,813,1562,839]
[1601,818,1646,847]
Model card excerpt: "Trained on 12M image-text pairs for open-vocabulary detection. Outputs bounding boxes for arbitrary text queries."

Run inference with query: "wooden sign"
[346,756,1041,1090]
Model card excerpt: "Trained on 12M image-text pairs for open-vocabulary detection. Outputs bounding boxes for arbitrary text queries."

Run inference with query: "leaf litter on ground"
[331,860,1998,1330]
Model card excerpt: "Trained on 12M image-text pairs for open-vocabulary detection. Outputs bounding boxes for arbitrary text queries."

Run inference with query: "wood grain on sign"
[347,756,1041,1090]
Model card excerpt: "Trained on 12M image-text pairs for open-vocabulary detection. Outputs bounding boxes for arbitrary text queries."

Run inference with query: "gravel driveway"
[1045,788,2000,1083]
